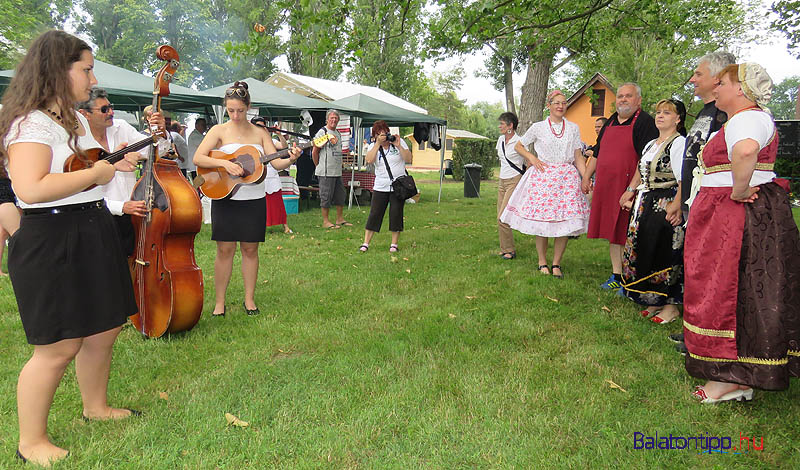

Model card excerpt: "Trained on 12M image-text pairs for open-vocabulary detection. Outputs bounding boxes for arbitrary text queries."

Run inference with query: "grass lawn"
[1,172,799,469]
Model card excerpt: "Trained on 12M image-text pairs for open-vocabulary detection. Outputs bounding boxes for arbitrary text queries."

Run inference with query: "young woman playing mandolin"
[0,30,152,467]
[193,82,300,317]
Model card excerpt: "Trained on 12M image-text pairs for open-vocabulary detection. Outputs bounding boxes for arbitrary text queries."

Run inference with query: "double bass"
[129,45,203,338]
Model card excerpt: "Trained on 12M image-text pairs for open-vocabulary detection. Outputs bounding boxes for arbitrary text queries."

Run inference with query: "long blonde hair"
[0,30,92,167]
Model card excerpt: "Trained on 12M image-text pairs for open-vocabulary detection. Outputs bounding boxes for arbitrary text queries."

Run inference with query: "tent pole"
[348,115,361,209]
[437,124,447,203]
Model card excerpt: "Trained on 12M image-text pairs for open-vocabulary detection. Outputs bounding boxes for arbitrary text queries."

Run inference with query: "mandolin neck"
[103,136,156,165]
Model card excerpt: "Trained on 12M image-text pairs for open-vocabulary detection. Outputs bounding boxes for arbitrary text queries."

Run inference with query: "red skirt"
[265,191,287,227]
[684,182,800,390]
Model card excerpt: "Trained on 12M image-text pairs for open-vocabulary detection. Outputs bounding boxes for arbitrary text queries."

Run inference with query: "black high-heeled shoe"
[243,301,260,316]
[212,306,226,317]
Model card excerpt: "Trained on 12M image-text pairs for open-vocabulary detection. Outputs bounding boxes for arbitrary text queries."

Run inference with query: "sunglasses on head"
[92,104,114,113]
[225,87,248,98]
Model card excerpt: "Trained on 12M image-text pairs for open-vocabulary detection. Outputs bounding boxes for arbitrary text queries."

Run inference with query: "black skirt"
[211,196,266,242]
[0,177,16,204]
[8,202,136,345]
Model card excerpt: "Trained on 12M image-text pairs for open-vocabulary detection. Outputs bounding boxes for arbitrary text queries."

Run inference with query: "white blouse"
[519,118,582,165]
[369,140,410,193]
[701,110,776,188]
[4,110,105,209]
[496,133,525,179]
[640,135,686,182]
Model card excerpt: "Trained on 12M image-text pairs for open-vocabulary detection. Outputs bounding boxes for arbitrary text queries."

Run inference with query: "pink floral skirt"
[500,162,589,237]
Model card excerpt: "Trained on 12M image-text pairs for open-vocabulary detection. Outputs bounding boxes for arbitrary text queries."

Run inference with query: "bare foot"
[656,305,680,322]
[18,441,69,467]
[83,407,137,421]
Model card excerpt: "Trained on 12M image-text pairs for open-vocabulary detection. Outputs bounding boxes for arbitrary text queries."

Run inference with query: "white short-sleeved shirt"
[519,118,582,165]
[701,110,776,188]
[217,143,266,200]
[369,139,410,192]
[264,139,283,195]
[4,110,105,208]
[496,133,525,179]
[640,135,686,182]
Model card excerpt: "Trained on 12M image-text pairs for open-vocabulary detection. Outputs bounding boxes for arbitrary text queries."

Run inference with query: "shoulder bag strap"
[501,140,525,175]
[379,145,395,181]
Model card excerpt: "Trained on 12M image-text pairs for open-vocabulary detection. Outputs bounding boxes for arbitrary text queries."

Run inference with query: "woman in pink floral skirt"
[500,90,590,278]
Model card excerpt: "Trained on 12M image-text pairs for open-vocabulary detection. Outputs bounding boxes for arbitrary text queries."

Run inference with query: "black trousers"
[365,190,404,233]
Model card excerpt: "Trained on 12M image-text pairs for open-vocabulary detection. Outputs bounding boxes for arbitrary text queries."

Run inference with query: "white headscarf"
[737,62,773,108]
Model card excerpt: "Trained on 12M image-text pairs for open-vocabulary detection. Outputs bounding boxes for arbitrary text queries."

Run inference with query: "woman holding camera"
[359,120,412,253]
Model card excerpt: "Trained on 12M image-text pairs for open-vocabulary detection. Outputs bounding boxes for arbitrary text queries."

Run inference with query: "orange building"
[564,73,616,147]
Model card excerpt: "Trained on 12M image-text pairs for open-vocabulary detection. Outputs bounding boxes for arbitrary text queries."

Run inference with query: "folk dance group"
[496,53,799,406]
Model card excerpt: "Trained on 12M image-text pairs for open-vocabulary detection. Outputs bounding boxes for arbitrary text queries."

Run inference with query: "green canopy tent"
[0,59,220,115]
[203,78,337,123]
[326,93,448,205]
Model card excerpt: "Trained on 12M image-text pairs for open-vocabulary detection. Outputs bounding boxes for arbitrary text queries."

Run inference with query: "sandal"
[538,265,550,275]
[501,252,516,260]
[359,243,369,252]
[389,244,399,253]
[551,265,563,279]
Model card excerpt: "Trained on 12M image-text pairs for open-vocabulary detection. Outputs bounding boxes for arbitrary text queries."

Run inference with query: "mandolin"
[63,134,164,190]
[195,133,331,200]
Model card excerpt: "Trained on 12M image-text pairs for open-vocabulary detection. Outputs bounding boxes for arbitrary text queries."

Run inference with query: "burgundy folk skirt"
[684,182,800,390]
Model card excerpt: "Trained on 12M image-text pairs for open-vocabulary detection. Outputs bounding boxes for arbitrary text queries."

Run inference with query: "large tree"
[0,0,71,68]
[772,1,800,57]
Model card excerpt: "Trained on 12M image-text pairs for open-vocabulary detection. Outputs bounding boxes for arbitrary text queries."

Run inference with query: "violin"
[129,45,204,338]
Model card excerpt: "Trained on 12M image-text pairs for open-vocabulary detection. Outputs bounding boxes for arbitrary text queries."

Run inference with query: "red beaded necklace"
[548,117,565,138]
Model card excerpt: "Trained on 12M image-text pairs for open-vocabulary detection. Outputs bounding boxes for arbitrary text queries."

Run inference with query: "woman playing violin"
[0,30,150,467]
[193,82,300,317]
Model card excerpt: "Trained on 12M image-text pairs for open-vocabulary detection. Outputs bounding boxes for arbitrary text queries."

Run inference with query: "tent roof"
[267,71,428,114]
[328,93,446,126]
[203,78,336,121]
[1,59,219,113]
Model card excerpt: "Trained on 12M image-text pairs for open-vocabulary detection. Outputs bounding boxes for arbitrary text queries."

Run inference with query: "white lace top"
[4,110,104,209]
[519,118,582,165]
[218,143,266,200]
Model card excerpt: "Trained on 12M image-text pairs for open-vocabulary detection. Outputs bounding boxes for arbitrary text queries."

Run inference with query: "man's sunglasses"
[92,105,114,113]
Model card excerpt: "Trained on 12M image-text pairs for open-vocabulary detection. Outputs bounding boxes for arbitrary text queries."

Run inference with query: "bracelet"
[625,186,635,192]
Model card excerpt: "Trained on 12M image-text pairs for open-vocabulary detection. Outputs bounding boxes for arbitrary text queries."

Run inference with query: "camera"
[386,135,396,142]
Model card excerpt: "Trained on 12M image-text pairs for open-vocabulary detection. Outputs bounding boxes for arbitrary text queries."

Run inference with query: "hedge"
[451,138,496,181]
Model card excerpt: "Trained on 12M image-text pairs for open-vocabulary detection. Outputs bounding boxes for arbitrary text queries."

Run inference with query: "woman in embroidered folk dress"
[619,99,687,324]
[683,63,800,404]
[193,82,301,317]
[359,120,412,253]
[501,90,589,278]
[0,31,151,466]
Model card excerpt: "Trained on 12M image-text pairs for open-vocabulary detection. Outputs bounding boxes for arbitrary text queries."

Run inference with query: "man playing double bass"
[77,87,169,257]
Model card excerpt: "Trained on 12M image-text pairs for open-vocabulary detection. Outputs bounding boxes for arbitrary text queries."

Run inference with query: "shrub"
[776,157,800,195]
[451,138,496,181]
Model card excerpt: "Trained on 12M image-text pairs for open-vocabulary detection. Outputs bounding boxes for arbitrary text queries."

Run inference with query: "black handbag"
[379,145,418,200]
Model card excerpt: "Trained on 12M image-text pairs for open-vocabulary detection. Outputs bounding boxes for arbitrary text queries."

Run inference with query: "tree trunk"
[796,84,800,120]
[518,48,555,135]
[502,56,516,115]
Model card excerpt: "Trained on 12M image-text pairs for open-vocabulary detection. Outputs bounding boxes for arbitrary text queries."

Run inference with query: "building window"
[419,141,426,150]
[591,88,606,116]
[446,139,454,150]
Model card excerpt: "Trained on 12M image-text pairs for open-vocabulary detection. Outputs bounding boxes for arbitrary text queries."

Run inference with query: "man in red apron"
[582,83,658,290]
